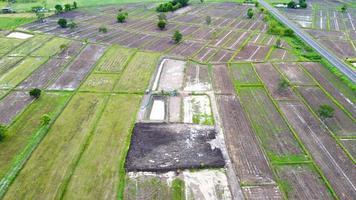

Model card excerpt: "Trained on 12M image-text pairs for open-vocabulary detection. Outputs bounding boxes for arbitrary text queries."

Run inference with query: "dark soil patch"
[0,91,33,124]
[125,123,225,172]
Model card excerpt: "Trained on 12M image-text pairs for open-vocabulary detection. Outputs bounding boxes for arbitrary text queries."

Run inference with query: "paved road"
[258,0,356,83]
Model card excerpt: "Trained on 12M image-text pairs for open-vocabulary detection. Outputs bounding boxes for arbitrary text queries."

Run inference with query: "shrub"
[206,16,211,25]
[157,20,166,30]
[99,26,108,33]
[255,2,259,7]
[29,88,41,98]
[55,4,63,14]
[287,1,297,8]
[283,28,294,36]
[73,1,78,9]
[156,2,174,12]
[0,124,6,142]
[68,20,77,29]
[247,8,253,19]
[173,0,189,7]
[57,18,67,28]
[299,1,307,8]
[173,30,182,43]
[341,4,347,13]
[158,13,167,21]
[317,104,334,119]
[278,78,290,91]
[41,114,51,126]
[275,38,281,48]
[117,12,128,23]
[64,4,71,12]
[35,11,45,23]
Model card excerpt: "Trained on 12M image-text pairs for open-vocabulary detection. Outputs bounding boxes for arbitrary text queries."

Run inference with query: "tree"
[99,26,108,33]
[117,12,128,23]
[299,0,307,8]
[341,4,347,13]
[158,13,166,21]
[157,20,166,30]
[206,16,211,25]
[41,114,51,126]
[0,124,6,142]
[173,0,189,7]
[247,8,253,19]
[200,0,204,3]
[275,38,282,48]
[57,18,67,28]
[317,104,334,119]
[29,88,41,99]
[64,4,71,12]
[173,30,182,43]
[278,78,289,91]
[287,1,297,8]
[255,2,259,7]
[73,1,77,9]
[35,11,45,23]
[283,28,294,36]
[55,4,63,14]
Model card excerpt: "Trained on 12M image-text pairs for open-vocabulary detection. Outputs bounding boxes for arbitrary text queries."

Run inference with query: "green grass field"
[3,93,107,200]
[94,45,136,73]
[0,38,24,54]
[230,63,261,85]
[0,17,34,30]
[31,37,70,57]
[0,56,47,89]
[9,34,52,56]
[80,73,119,92]
[0,56,24,76]
[62,94,141,199]
[114,51,161,93]
[0,92,70,197]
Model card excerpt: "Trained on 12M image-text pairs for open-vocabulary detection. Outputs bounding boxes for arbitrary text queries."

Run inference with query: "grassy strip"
[171,178,185,200]
[0,17,34,30]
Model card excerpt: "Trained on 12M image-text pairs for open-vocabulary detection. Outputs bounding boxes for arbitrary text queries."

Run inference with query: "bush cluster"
[117,12,128,23]
[55,1,78,14]
[156,0,189,12]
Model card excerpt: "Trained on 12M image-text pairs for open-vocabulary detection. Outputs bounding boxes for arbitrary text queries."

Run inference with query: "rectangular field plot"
[0,56,23,76]
[255,63,297,100]
[94,45,136,73]
[8,35,51,56]
[269,49,297,61]
[275,63,314,85]
[302,62,356,118]
[319,39,356,59]
[30,37,70,57]
[0,91,33,124]
[184,62,211,92]
[168,41,204,58]
[114,51,160,93]
[340,139,356,160]
[224,31,251,50]
[56,41,84,59]
[275,165,333,200]
[17,57,71,89]
[3,93,107,200]
[156,59,185,91]
[279,101,356,199]
[0,38,24,54]
[143,37,176,53]
[79,73,119,92]
[217,95,276,185]
[234,43,270,62]
[239,88,304,156]
[0,92,70,180]
[0,57,46,89]
[49,44,106,90]
[125,123,224,172]
[212,64,235,95]
[193,47,218,62]
[62,94,141,200]
[209,49,234,63]
[230,63,261,85]
[297,86,356,136]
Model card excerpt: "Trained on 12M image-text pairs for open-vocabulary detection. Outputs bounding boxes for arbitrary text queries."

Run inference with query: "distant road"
[258,0,356,83]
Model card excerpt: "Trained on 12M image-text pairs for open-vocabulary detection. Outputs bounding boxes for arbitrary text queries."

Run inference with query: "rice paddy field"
[0,1,354,199]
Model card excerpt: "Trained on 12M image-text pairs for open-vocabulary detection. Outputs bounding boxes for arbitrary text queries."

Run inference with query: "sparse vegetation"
[156,0,189,12]
[206,16,211,25]
[158,13,167,21]
[171,178,185,200]
[275,38,282,48]
[98,26,108,33]
[341,4,347,13]
[68,20,77,29]
[40,114,51,126]
[64,4,71,12]
[317,104,334,119]
[278,78,290,91]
